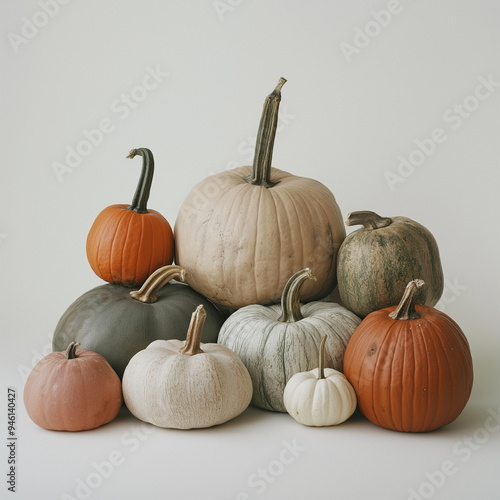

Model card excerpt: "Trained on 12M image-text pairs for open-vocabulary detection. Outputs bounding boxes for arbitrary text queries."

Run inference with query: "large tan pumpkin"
[174,79,345,308]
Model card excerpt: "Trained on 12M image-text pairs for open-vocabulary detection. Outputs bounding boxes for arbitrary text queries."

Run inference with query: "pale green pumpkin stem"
[126,147,155,214]
[278,268,316,323]
[346,211,393,230]
[179,305,206,356]
[389,279,425,321]
[65,342,80,359]
[243,77,286,188]
[129,265,188,304]
[318,335,327,380]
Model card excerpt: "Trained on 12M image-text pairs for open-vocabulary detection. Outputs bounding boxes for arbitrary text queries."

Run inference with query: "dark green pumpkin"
[52,266,224,378]
[337,211,444,318]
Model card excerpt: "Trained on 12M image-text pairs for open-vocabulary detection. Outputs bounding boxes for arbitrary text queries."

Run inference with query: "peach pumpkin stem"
[180,305,206,356]
[318,335,327,380]
[129,265,188,303]
[126,148,155,214]
[389,279,425,321]
[65,342,81,359]
[278,268,316,323]
[243,77,286,188]
[346,211,393,230]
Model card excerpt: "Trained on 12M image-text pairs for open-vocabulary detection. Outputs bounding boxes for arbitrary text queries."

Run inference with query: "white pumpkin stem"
[243,77,286,188]
[318,335,327,380]
[179,305,206,356]
[346,211,393,230]
[129,265,188,303]
[65,341,80,360]
[278,268,316,323]
[389,279,425,321]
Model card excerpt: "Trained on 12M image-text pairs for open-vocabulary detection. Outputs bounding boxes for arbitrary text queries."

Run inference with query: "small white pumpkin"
[218,268,361,412]
[122,305,252,429]
[284,336,357,426]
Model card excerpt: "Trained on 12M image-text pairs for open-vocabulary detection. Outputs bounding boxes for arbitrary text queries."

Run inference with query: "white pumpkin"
[284,336,357,426]
[218,269,361,412]
[122,305,252,429]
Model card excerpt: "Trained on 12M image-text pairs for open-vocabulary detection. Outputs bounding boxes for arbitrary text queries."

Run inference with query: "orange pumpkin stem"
[389,279,425,321]
[129,265,188,303]
[243,77,286,188]
[126,148,154,214]
[318,335,327,380]
[346,211,392,230]
[179,305,206,356]
[65,341,80,360]
[278,268,316,323]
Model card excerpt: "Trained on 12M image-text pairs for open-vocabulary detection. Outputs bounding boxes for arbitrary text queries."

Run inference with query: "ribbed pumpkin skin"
[343,305,473,432]
[337,217,444,318]
[175,166,345,309]
[24,349,122,431]
[52,282,223,378]
[86,204,173,287]
[218,302,360,412]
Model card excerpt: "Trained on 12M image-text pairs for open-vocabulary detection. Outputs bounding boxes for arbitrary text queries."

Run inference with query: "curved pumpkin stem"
[179,305,206,356]
[129,265,188,303]
[318,335,327,380]
[346,211,393,230]
[126,148,155,214]
[65,342,80,359]
[278,268,316,323]
[389,279,425,321]
[243,77,286,188]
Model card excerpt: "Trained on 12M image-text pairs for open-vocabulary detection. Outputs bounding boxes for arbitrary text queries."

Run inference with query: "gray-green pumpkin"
[218,268,361,412]
[337,211,444,318]
[52,265,224,378]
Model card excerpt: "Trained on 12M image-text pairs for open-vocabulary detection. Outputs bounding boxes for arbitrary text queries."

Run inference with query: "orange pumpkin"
[343,279,473,432]
[24,342,122,431]
[86,148,173,287]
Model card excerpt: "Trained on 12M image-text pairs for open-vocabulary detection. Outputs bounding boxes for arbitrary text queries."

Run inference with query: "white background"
[1,1,499,499]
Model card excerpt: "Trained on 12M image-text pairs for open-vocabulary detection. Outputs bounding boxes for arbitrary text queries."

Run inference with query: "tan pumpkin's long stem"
[243,77,286,188]
[318,336,327,380]
[389,279,425,321]
[129,265,188,303]
[346,211,393,230]
[65,342,80,359]
[179,305,206,356]
[278,268,316,323]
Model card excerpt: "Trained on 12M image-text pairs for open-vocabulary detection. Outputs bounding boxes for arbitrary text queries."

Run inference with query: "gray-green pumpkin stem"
[389,279,425,321]
[65,341,80,359]
[318,335,327,380]
[179,305,206,356]
[243,77,286,188]
[129,265,188,303]
[346,211,393,230]
[278,268,316,322]
[126,148,155,214]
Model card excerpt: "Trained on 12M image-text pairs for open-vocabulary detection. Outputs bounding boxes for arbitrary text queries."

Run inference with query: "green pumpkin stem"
[129,265,188,303]
[389,279,425,321]
[65,342,80,360]
[126,148,155,214]
[179,305,206,356]
[278,268,316,323]
[346,211,393,230]
[243,77,286,188]
[318,335,327,380]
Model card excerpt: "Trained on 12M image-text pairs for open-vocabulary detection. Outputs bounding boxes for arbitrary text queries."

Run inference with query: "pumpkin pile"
[24,78,473,434]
